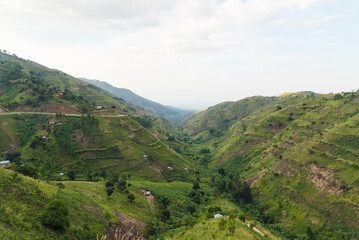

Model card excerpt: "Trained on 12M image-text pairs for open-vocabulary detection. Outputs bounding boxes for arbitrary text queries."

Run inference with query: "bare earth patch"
[267,120,286,134]
[107,210,145,240]
[128,132,136,138]
[307,163,345,195]
[73,130,89,145]
[246,170,267,187]
[273,160,295,176]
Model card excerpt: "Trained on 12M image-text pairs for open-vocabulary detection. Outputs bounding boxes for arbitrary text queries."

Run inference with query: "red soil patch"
[307,163,345,195]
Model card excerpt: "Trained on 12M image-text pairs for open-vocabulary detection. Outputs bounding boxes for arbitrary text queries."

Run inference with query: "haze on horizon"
[0,0,358,110]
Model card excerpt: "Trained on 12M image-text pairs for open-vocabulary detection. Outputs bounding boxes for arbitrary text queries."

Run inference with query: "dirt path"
[146,194,155,213]
[247,223,265,237]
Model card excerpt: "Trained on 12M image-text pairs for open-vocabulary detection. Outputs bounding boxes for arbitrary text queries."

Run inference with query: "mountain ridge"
[80,78,194,122]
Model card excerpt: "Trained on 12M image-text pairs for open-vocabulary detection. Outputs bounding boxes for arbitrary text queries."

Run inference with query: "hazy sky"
[0,0,358,110]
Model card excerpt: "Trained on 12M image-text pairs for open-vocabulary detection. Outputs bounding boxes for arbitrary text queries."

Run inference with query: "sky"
[0,0,358,110]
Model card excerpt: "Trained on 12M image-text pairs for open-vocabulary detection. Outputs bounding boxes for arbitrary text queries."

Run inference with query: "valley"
[1,51,359,240]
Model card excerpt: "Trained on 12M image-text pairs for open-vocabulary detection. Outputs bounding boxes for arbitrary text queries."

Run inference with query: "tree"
[41,199,69,231]
[128,193,135,202]
[106,186,114,197]
[306,226,315,240]
[192,181,200,190]
[66,171,76,181]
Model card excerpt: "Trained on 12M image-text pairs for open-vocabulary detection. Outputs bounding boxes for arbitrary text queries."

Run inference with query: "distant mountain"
[80,78,193,122]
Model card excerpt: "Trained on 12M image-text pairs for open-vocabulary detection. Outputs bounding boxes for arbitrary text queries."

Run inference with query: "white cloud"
[305,13,340,24]
[1,0,356,109]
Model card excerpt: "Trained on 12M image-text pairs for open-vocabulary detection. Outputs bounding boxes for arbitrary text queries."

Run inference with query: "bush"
[41,199,70,231]
[128,193,135,202]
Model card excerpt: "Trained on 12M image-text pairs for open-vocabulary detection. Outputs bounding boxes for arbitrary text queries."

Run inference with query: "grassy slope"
[0,167,154,240]
[182,96,276,139]
[0,52,138,114]
[165,218,281,240]
[184,91,359,238]
[0,114,191,179]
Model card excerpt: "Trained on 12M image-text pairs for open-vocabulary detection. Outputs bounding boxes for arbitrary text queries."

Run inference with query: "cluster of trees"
[105,173,135,202]
[211,170,253,205]
[0,61,23,82]
[131,116,153,129]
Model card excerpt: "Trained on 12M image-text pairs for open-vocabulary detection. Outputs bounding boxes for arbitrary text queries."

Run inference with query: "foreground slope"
[0,167,153,239]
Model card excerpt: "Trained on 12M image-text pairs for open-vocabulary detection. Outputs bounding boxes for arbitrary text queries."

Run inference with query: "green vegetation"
[0,52,139,114]
[41,198,70,231]
[0,114,190,180]
[81,78,193,122]
[1,50,359,239]
[182,90,359,239]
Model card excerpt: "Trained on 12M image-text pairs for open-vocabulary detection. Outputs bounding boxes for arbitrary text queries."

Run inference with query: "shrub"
[128,193,135,202]
[41,199,69,231]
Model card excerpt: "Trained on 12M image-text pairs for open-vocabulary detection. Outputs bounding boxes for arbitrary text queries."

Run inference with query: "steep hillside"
[184,91,359,239]
[0,114,191,180]
[0,52,141,115]
[182,96,276,141]
[0,167,153,239]
[80,78,193,121]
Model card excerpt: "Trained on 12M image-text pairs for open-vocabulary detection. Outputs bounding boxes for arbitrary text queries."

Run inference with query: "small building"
[184,168,189,171]
[0,160,10,168]
[59,173,64,176]
[142,155,148,159]
[141,190,151,196]
[49,122,55,125]
[214,214,223,219]
[96,106,103,110]
[167,167,174,171]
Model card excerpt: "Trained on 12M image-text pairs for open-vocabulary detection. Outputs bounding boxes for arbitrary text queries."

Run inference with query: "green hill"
[2,50,359,239]
[183,90,359,239]
[182,96,276,141]
[0,167,153,239]
[80,78,193,122]
[0,52,140,115]
[0,114,191,180]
